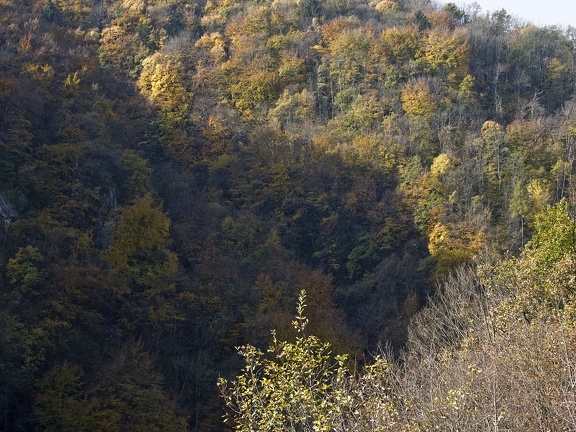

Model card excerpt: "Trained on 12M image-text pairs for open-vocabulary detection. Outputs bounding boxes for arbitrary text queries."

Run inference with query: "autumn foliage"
[1,0,576,430]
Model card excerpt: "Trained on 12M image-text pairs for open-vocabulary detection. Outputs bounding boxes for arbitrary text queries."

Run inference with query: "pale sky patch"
[442,0,576,29]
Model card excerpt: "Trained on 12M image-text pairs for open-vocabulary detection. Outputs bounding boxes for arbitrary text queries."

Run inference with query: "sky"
[451,0,576,28]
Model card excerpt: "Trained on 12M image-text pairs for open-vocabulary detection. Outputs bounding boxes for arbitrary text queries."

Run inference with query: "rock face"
[0,193,16,227]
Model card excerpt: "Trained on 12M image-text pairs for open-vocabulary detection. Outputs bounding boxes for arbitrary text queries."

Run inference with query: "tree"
[105,195,179,329]
[34,362,97,432]
[419,29,469,84]
[443,3,466,27]
[90,342,187,432]
[99,25,150,78]
[401,78,437,120]
[219,290,348,430]
[489,199,576,324]
[219,290,405,431]
[399,201,576,431]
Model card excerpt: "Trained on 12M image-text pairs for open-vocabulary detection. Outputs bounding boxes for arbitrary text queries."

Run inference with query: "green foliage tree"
[34,362,97,432]
[6,245,44,293]
[219,290,406,431]
[105,195,179,330]
[443,3,466,26]
[219,290,348,431]
[90,342,187,432]
[487,199,576,325]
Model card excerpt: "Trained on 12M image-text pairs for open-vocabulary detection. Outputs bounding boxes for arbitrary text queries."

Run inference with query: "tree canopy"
[1,0,576,429]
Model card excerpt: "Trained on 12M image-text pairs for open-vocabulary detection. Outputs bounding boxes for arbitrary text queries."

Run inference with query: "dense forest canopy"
[1,0,576,429]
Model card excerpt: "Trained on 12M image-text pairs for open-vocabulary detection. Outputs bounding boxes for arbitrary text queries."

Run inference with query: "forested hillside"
[1,0,576,430]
